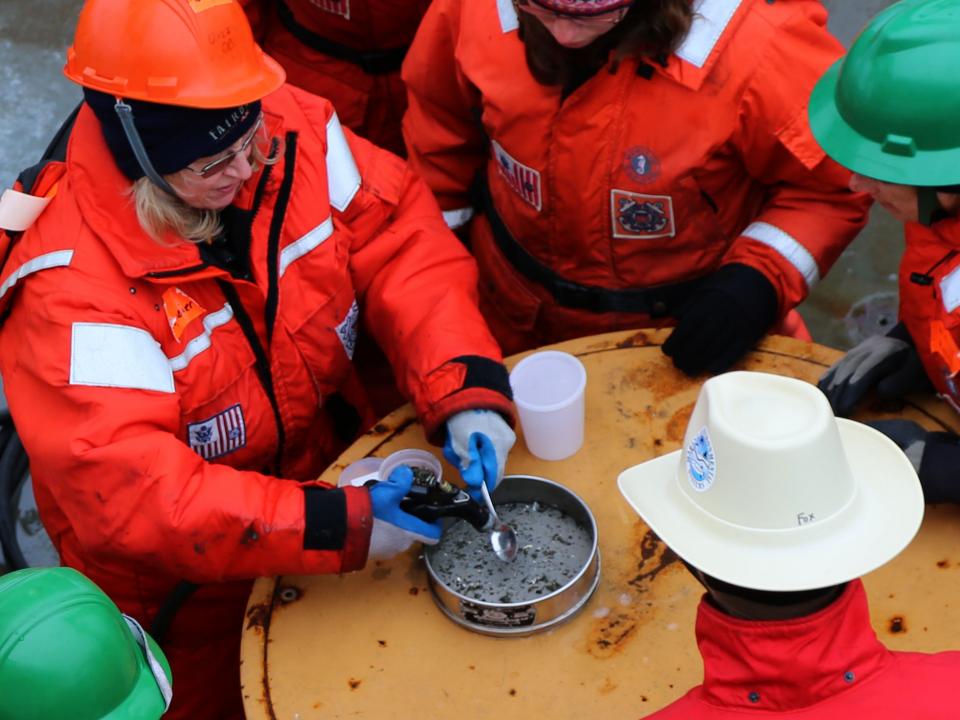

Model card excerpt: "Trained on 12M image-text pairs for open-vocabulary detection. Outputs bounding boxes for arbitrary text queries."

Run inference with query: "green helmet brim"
[809,59,960,188]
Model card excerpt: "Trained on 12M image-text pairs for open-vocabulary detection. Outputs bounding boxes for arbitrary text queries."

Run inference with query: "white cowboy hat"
[617,371,924,591]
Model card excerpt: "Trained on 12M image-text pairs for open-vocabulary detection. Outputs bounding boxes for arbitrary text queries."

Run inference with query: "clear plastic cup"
[509,350,587,461]
[378,449,443,484]
[338,457,384,488]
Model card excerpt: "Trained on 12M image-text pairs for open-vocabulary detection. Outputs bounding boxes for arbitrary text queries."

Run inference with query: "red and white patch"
[308,0,350,19]
[610,189,675,240]
[491,140,542,211]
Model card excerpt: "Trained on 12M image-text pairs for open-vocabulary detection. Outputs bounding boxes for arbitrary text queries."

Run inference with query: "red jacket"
[898,215,960,412]
[0,84,511,718]
[646,580,960,719]
[243,0,430,155]
[402,0,869,354]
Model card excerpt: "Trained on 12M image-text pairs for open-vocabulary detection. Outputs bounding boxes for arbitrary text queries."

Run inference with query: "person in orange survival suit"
[811,0,960,506]
[0,1,516,718]
[241,0,433,417]
[241,0,430,157]
[402,0,871,376]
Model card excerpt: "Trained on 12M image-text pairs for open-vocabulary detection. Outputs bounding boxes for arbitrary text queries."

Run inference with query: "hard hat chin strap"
[123,614,174,711]
[918,187,941,227]
[113,99,180,198]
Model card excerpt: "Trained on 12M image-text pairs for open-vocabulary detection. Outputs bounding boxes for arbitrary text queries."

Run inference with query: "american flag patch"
[308,0,350,19]
[491,140,542,211]
[187,404,247,460]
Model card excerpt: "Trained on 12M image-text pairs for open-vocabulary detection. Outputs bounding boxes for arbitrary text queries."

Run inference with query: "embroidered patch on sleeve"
[187,404,247,460]
[336,299,360,360]
[162,287,206,343]
[310,0,350,19]
[610,189,676,240]
[491,140,543,211]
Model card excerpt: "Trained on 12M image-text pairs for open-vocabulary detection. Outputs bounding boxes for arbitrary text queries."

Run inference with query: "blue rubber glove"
[368,465,442,560]
[443,410,516,502]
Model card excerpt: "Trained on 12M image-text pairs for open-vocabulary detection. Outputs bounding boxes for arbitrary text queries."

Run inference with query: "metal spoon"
[479,482,518,562]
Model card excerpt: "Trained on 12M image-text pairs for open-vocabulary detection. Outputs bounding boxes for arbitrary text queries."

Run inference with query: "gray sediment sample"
[428,501,593,604]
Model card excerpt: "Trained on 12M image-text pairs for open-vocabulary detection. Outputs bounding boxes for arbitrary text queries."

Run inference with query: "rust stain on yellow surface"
[588,527,681,659]
[245,603,269,632]
[599,678,618,695]
[615,330,656,349]
[666,403,695,443]
[628,528,680,588]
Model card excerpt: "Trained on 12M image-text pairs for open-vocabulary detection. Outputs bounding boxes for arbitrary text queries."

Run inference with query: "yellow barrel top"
[241,330,960,719]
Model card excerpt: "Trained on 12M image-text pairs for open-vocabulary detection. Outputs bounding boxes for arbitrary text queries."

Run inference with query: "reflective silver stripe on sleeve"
[741,221,821,289]
[675,0,743,68]
[0,249,74,302]
[168,304,235,373]
[279,217,334,277]
[326,113,361,212]
[70,322,175,393]
[497,0,519,32]
[442,207,475,230]
[123,615,173,711]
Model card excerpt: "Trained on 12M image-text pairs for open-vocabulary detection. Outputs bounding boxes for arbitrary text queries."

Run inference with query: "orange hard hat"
[64,0,285,109]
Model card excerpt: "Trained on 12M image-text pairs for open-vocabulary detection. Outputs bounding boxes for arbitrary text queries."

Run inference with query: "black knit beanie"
[83,88,261,181]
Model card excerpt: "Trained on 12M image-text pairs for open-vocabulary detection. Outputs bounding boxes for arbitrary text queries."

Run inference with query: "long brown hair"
[517,0,694,90]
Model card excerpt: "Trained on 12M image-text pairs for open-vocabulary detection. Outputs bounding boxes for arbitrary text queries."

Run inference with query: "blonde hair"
[131,139,281,245]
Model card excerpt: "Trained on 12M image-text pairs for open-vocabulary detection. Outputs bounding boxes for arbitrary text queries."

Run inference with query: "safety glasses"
[184,114,266,179]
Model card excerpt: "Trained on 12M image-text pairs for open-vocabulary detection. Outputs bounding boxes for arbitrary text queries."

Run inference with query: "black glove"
[818,323,933,417]
[867,420,960,504]
[662,264,778,376]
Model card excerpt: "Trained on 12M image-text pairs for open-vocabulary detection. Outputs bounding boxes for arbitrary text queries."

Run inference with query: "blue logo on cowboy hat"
[686,427,716,492]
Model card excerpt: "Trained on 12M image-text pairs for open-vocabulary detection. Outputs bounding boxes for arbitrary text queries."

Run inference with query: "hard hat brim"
[809,60,960,188]
[617,419,924,591]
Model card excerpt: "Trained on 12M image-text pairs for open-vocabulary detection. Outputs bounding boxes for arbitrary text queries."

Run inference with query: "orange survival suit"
[402,0,870,355]
[0,85,512,719]
[899,215,960,412]
[243,0,430,155]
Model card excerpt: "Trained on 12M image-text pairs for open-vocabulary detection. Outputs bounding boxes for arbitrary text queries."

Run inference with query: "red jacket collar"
[906,214,960,251]
[66,103,262,282]
[694,579,893,712]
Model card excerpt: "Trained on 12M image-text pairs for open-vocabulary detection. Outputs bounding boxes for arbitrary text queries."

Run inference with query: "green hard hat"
[809,0,960,187]
[0,567,172,720]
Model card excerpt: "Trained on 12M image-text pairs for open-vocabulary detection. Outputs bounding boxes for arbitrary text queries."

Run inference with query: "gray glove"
[865,420,927,471]
[818,326,931,417]
[867,420,960,503]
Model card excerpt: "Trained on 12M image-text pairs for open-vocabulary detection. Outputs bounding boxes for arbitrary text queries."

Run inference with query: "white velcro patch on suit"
[326,113,361,211]
[610,189,676,240]
[70,322,175,393]
[941,265,960,314]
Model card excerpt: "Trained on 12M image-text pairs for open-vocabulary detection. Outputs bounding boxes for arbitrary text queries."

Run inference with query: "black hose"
[150,580,199,646]
[0,428,30,570]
